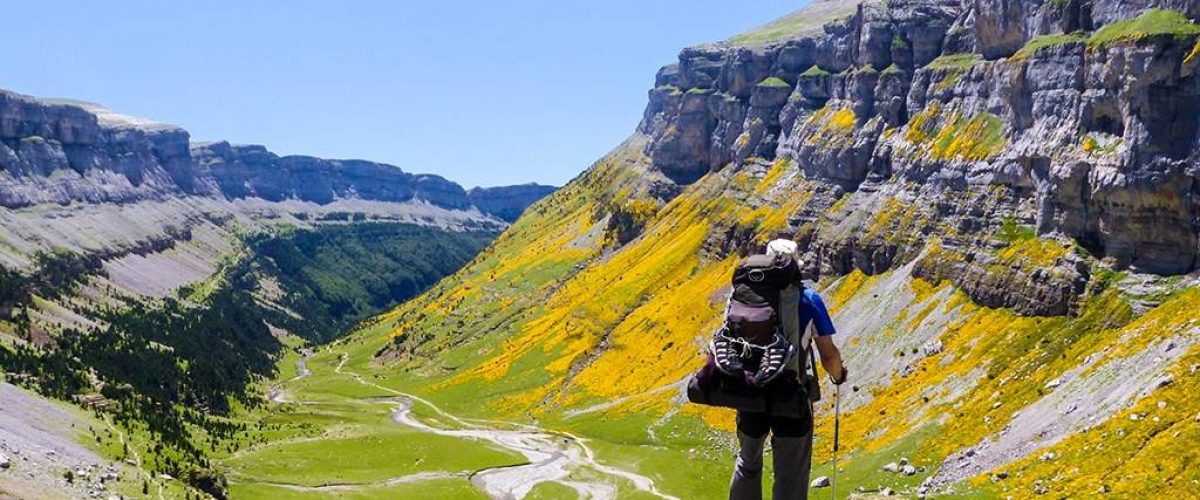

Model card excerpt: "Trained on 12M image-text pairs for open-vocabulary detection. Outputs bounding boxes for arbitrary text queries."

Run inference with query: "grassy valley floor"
[219,323,696,499]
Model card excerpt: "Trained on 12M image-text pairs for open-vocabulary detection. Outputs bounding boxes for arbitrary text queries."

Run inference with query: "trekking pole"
[832,382,841,500]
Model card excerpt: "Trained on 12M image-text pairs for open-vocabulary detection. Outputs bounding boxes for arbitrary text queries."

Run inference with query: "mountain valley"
[5,0,1200,498]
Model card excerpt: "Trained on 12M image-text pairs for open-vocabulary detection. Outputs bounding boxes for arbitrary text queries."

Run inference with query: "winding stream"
[268,350,678,500]
[390,397,617,499]
[267,348,312,404]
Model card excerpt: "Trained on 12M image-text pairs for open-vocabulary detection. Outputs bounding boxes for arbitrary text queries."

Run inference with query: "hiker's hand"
[831,364,848,385]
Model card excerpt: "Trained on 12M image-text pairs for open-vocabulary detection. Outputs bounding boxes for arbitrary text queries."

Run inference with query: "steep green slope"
[728,0,875,45]
[7,1,1195,498]
[244,223,495,342]
[0,222,495,497]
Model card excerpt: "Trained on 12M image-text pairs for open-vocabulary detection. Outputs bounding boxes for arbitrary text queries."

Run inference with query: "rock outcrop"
[0,91,552,220]
[0,95,196,207]
[635,0,1200,314]
[467,184,558,222]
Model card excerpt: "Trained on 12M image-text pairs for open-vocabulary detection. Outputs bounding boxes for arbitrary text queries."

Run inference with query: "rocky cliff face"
[638,0,1200,315]
[0,94,196,207]
[467,183,558,222]
[0,91,551,219]
[0,88,559,304]
[191,141,474,208]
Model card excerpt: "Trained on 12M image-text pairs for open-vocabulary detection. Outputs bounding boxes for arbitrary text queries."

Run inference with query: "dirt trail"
[561,381,685,418]
[241,471,468,493]
[386,397,614,499]
[101,417,164,500]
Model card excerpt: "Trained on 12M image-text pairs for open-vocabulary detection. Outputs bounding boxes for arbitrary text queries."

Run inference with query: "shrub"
[1089,8,1200,47]
[997,217,1036,243]
[804,106,858,147]
[905,104,1007,161]
[926,53,982,71]
[930,112,1007,160]
[1012,31,1088,60]
[801,64,832,77]
[757,76,791,88]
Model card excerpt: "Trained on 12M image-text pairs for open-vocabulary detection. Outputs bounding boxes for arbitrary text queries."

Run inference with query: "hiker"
[725,239,848,500]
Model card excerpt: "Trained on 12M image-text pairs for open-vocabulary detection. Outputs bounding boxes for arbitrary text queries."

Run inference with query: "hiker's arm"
[805,290,848,384]
[814,335,847,384]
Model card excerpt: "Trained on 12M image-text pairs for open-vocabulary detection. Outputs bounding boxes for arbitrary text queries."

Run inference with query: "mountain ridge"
[1,88,554,218]
[0,87,552,498]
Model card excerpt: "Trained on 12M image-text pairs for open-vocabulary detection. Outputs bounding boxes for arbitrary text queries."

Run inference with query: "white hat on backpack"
[766,238,799,259]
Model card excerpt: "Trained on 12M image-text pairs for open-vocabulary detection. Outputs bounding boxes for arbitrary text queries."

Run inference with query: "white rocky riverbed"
[329,353,680,500]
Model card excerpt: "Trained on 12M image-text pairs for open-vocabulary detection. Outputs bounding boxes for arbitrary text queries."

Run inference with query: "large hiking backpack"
[687,252,813,418]
[726,253,801,344]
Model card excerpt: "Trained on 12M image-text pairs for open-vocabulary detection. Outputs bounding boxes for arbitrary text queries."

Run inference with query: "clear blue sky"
[6,1,805,188]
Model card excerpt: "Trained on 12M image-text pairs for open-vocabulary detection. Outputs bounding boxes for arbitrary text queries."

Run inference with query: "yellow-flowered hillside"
[325,121,1200,499]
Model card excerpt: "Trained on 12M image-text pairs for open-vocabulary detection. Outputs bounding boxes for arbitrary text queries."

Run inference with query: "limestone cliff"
[0,91,551,218]
[467,183,559,222]
[639,0,1200,315]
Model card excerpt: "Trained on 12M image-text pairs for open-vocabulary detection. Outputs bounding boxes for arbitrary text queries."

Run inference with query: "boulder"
[921,339,944,356]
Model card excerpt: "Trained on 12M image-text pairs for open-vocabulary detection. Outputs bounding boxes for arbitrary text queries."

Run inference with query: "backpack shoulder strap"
[778,285,801,372]
[806,336,822,402]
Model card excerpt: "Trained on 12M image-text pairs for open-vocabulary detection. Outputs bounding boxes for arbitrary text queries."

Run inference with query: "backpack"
[687,251,825,417]
[726,253,802,345]
[713,253,802,386]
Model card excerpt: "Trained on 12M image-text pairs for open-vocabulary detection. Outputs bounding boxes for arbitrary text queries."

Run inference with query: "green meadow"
[214,327,528,498]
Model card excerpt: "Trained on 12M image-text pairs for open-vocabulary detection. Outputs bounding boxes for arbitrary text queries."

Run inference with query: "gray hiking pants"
[729,411,813,500]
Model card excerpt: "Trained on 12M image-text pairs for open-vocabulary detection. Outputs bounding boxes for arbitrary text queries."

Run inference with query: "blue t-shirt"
[799,288,836,337]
